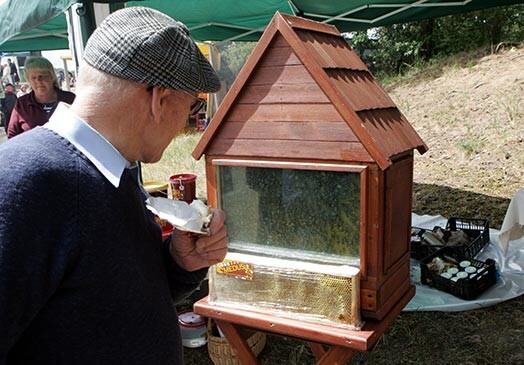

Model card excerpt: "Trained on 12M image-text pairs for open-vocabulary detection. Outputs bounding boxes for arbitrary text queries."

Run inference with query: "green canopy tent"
[289,0,524,32]
[127,0,524,41]
[1,0,523,52]
[0,0,75,52]
[0,14,69,52]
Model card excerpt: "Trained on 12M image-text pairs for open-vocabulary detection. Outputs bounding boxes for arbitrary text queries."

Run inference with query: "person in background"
[8,59,19,84]
[1,83,17,133]
[56,70,65,89]
[1,63,12,85]
[16,84,28,98]
[0,82,4,129]
[68,71,76,87]
[7,56,75,138]
[0,7,227,364]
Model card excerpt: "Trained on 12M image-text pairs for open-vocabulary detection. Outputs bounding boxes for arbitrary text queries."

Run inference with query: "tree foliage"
[349,4,524,76]
[216,5,523,84]
[216,41,257,87]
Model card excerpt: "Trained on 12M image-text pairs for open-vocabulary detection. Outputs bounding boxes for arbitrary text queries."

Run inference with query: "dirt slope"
[387,47,524,228]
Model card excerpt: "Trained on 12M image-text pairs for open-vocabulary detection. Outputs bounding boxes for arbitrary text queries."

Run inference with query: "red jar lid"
[169,173,197,183]
[178,310,205,328]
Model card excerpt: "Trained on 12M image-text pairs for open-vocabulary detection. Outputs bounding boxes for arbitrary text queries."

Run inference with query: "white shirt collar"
[45,103,132,188]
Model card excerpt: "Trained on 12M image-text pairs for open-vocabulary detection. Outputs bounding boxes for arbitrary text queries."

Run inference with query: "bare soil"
[184,46,524,364]
[392,46,524,230]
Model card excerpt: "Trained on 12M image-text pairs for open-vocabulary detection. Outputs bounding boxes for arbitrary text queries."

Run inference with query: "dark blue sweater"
[0,127,207,364]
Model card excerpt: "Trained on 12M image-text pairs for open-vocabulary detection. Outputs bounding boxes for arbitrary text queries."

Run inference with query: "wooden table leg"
[215,320,261,365]
[317,345,357,365]
[308,342,328,359]
[309,342,357,364]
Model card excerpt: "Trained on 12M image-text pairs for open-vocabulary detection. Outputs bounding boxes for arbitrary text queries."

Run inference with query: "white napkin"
[146,197,212,235]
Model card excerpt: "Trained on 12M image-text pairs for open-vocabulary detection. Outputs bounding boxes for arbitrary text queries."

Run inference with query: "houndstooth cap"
[83,7,220,93]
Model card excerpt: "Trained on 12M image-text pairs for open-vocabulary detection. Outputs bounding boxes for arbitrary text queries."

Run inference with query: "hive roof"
[193,12,427,169]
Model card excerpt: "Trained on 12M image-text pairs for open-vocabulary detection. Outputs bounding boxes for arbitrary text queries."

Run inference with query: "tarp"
[1,0,524,52]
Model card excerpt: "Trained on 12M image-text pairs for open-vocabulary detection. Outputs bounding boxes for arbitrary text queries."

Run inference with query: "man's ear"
[150,87,171,124]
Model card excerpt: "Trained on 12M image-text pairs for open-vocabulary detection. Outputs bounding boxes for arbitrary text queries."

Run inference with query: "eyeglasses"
[178,88,206,116]
[189,96,206,116]
[146,85,205,116]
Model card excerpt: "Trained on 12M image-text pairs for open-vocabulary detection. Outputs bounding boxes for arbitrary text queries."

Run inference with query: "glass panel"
[218,165,361,265]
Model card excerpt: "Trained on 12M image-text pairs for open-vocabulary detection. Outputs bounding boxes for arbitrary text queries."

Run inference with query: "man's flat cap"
[84,6,220,93]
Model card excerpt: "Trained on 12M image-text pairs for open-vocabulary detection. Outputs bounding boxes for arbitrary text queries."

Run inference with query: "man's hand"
[169,208,228,272]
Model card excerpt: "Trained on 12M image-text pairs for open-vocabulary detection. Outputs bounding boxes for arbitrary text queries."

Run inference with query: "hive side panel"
[383,156,413,272]
[208,34,372,162]
[363,260,413,320]
[226,104,341,122]
[239,84,329,104]
[207,139,373,163]
[217,121,357,142]
[247,63,316,85]
[358,156,414,320]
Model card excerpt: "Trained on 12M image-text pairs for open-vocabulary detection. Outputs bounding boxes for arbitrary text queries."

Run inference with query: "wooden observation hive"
[193,12,427,322]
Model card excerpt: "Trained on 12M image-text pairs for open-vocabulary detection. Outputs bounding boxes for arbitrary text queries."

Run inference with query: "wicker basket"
[207,319,267,365]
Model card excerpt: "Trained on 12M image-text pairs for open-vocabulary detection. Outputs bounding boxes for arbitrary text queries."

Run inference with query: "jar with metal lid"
[178,310,207,348]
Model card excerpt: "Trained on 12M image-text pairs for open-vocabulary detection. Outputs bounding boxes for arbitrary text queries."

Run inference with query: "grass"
[498,91,522,124]
[457,138,485,156]
[141,129,207,199]
[381,48,488,90]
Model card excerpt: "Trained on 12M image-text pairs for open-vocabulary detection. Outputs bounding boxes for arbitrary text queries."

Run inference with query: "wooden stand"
[194,285,415,365]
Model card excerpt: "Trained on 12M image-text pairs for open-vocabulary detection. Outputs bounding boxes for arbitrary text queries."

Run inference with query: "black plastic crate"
[445,217,490,260]
[420,247,497,300]
[410,218,490,261]
[410,226,448,261]
[410,232,442,261]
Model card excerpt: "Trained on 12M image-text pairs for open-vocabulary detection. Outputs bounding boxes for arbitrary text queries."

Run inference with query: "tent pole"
[109,2,125,13]
[76,2,97,46]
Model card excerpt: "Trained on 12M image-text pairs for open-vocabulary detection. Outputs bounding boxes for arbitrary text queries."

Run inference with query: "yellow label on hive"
[216,260,254,280]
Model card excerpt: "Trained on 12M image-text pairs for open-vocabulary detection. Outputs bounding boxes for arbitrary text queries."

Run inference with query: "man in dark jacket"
[1,83,17,133]
[7,59,19,84]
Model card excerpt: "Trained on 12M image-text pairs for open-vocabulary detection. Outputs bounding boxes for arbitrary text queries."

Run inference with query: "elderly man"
[0,7,227,364]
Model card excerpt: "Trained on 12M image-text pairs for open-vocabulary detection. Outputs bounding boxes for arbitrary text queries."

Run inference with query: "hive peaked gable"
[193,12,427,169]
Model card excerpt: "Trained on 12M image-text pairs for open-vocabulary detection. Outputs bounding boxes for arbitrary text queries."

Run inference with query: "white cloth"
[498,189,524,253]
[405,214,524,312]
